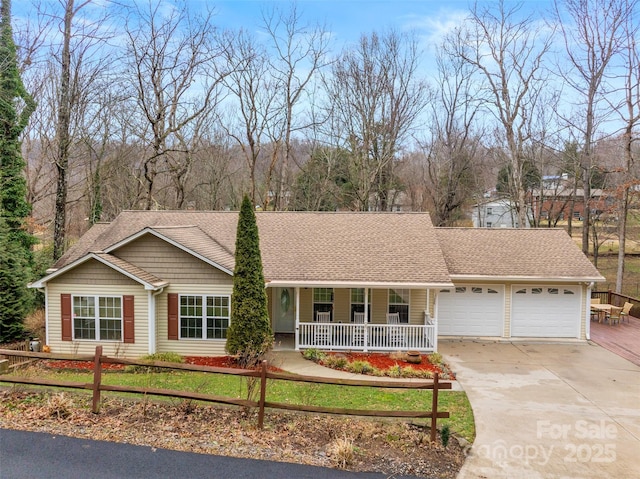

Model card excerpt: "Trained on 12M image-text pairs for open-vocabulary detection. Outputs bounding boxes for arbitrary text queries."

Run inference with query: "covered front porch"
[267,284,440,353]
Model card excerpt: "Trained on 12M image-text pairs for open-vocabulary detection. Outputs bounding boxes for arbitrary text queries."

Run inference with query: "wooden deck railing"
[592,290,640,318]
[0,346,450,442]
[297,322,437,352]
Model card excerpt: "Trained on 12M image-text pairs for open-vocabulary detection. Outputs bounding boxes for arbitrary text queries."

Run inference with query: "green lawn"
[3,366,475,442]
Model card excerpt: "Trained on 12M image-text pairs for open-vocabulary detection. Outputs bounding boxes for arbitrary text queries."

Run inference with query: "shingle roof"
[435,228,604,281]
[54,211,453,286]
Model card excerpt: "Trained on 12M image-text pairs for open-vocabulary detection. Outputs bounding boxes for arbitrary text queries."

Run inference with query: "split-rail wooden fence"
[0,346,450,442]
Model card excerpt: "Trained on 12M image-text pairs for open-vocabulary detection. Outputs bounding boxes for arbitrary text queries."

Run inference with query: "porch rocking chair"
[353,311,366,346]
[387,312,405,348]
[314,311,332,346]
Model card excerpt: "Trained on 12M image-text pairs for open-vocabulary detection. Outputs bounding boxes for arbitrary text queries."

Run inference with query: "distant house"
[30,211,603,358]
[471,199,530,228]
[530,188,608,223]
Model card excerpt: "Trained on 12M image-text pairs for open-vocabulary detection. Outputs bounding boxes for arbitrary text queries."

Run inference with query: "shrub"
[387,364,403,377]
[42,393,73,420]
[23,309,45,342]
[329,435,356,468]
[322,355,348,369]
[428,352,443,365]
[347,360,376,375]
[125,352,184,373]
[302,348,326,362]
[440,424,451,448]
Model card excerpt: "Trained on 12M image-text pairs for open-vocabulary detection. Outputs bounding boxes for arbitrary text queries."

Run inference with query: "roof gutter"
[447,275,606,283]
[265,280,455,289]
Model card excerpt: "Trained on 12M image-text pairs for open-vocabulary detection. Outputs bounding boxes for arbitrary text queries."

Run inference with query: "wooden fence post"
[92,346,103,414]
[258,360,268,429]
[430,372,439,443]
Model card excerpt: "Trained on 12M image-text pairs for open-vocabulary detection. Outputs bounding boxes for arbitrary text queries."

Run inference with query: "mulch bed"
[43,356,283,372]
[326,352,443,373]
[317,352,455,379]
[42,352,452,377]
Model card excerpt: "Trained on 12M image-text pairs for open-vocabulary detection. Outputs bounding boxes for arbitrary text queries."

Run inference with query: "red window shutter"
[123,295,135,344]
[168,293,178,340]
[61,294,72,341]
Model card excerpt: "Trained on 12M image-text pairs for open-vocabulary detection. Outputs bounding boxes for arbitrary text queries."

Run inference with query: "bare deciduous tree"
[555,0,636,253]
[420,36,485,226]
[218,28,279,206]
[324,30,427,211]
[124,0,224,210]
[52,0,111,259]
[454,0,554,228]
[613,10,640,292]
[261,4,331,210]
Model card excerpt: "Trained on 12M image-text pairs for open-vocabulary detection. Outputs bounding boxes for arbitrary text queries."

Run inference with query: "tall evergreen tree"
[225,195,273,365]
[0,0,37,342]
[0,215,29,341]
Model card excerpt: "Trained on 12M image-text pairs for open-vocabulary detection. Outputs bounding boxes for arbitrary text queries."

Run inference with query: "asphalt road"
[0,428,422,479]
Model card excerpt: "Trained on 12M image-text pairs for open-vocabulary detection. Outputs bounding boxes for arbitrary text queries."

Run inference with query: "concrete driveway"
[439,340,640,479]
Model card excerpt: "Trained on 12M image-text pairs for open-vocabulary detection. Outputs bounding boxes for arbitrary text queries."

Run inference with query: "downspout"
[149,287,165,354]
[585,282,594,341]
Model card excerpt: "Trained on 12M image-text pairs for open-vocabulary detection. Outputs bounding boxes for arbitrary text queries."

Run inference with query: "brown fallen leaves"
[0,390,466,478]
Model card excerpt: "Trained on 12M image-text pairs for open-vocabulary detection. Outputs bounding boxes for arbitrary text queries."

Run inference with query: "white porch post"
[294,287,300,351]
[364,287,369,352]
[433,289,438,352]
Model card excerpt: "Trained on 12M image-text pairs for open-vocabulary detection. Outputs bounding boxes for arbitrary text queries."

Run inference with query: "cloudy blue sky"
[14,0,557,54]
[191,0,555,50]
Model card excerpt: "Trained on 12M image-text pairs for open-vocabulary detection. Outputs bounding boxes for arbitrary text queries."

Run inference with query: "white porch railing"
[297,322,437,352]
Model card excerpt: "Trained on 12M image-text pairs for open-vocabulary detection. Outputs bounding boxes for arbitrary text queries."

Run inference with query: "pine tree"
[0,214,28,341]
[0,0,37,342]
[225,195,273,365]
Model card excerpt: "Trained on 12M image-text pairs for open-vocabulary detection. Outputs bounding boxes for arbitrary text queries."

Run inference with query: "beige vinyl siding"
[114,234,232,284]
[156,284,233,357]
[56,259,139,286]
[46,281,148,358]
[333,289,350,323]
[370,289,388,324]
[299,288,312,321]
[410,289,427,325]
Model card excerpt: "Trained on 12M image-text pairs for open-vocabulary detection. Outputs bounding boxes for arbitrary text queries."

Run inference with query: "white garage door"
[511,285,581,338]
[437,285,504,336]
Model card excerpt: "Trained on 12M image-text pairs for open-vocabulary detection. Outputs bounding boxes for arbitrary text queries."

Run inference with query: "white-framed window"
[313,288,333,321]
[388,289,410,323]
[350,288,371,322]
[179,295,230,339]
[73,295,122,341]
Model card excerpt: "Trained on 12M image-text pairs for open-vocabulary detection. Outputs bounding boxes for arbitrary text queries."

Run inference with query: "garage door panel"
[511,286,580,338]
[438,285,504,336]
